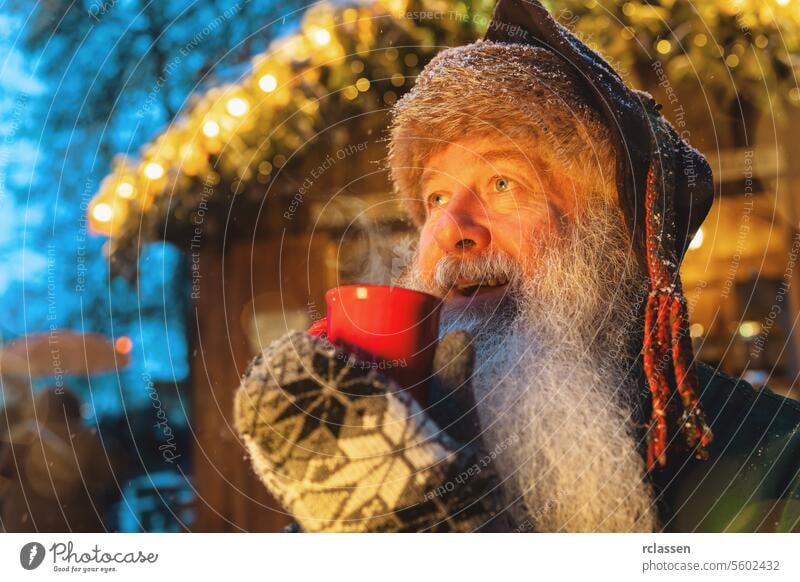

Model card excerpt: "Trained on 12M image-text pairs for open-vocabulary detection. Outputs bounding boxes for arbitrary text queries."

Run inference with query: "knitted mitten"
[234,330,506,532]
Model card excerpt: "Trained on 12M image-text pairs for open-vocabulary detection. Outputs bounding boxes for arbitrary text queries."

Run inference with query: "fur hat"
[389,41,618,223]
[388,0,715,471]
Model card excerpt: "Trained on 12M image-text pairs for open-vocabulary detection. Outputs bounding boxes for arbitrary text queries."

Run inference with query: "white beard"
[403,198,659,532]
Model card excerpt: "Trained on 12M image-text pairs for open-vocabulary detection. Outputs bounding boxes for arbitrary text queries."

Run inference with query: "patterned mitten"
[234,330,506,532]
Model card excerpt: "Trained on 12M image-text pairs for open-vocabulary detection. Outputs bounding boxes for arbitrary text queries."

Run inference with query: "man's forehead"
[421,136,551,181]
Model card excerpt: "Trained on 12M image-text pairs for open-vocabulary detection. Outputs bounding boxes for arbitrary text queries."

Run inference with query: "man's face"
[414,134,578,308]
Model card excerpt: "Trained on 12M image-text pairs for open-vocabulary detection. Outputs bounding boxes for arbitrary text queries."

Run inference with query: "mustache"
[429,249,522,297]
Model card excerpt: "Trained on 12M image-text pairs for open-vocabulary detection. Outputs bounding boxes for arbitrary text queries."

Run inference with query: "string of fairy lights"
[89,0,494,278]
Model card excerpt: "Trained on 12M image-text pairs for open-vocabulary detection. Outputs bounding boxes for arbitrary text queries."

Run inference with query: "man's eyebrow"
[420,167,439,189]
[420,165,460,190]
[419,148,549,189]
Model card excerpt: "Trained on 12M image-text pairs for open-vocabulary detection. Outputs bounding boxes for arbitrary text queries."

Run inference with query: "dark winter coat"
[657,363,800,532]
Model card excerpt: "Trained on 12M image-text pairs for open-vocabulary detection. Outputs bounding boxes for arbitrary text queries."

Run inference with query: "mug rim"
[325,284,441,305]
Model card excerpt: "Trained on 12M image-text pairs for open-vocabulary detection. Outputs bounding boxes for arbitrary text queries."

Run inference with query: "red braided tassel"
[643,290,672,469]
[669,294,713,455]
[642,162,713,470]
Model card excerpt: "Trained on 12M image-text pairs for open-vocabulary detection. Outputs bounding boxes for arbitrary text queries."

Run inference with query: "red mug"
[324,284,442,405]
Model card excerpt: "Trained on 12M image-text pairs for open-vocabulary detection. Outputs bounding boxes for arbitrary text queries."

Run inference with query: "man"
[234,0,800,532]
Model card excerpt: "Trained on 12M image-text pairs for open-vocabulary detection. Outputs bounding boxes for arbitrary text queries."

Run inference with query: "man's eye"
[493,177,512,192]
[427,192,449,208]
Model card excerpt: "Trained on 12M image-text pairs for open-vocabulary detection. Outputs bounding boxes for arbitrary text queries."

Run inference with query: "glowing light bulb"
[144,162,165,180]
[689,227,704,250]
[202,120,220,137]
[656,39,672,55]
[259,74,278,93]
[382,0,407,16]
[116,182,134,198]
[92,203,114,223]
[115,336,133,354]
[738,321,762,339]
[311,28,331,46]
[689,323,705,338]
[776,0,790,7]
[355,77,370,92]
[226,97,249,117]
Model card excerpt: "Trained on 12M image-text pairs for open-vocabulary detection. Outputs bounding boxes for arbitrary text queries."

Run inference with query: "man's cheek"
[418,223,436,249]
[502,226,557,278]
[415,229,438,266]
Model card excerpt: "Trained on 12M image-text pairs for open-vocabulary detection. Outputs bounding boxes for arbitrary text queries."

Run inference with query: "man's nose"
[432,190,491,253]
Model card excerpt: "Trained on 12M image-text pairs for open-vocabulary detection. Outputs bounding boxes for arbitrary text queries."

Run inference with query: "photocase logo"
[20,542,46,570]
